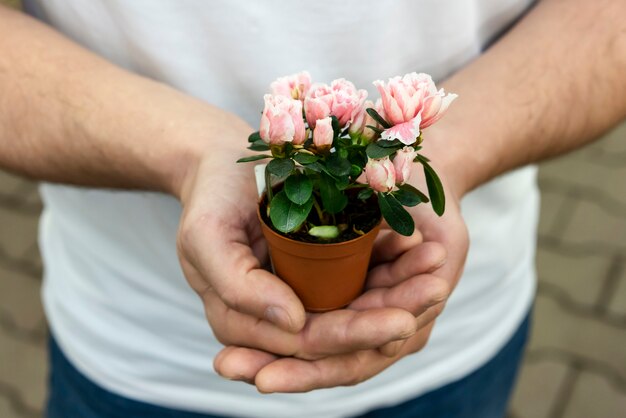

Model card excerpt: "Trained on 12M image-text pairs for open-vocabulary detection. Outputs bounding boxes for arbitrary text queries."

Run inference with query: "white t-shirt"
[27,1,538,417]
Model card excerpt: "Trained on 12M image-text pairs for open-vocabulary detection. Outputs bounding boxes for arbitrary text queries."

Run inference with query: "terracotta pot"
[257,206,381,312]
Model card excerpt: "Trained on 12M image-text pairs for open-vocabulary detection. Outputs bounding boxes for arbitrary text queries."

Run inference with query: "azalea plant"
[238,71,457,239]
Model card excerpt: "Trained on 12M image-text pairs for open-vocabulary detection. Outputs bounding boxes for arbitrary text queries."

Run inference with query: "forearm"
[429,0,626,195]
[0,5,248,198]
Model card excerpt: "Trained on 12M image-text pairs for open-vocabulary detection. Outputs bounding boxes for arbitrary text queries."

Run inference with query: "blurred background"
[1,1,625,417]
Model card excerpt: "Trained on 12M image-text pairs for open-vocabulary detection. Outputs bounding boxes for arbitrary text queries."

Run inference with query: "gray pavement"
[1,122,624,418]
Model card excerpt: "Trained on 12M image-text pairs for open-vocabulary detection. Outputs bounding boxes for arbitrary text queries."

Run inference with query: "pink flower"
[393,146,418,185]
[304,79,367,129]
[304,83,333,129]
[373,72,456,145]
[365,157,396,193]
[420,89,458,129]
[349,100,379,143]
[313,117,334,150]
[270,71,312,101]
[259,94,306,145]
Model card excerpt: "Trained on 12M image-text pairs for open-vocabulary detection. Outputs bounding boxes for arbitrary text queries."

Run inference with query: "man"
[0,0,624,417]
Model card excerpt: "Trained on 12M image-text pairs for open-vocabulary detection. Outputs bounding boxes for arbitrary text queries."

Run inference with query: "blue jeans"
[46,313,530,418]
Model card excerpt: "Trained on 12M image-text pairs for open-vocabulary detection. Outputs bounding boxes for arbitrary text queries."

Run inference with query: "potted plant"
[238,72,457,312]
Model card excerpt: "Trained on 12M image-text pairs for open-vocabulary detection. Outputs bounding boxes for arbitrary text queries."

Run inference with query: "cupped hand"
[212,174,469,392]
[175,119,307,334]
[175,118,445,363]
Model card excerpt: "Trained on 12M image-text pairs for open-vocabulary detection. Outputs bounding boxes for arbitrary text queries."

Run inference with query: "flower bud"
[365,157,396,193]
[270,71,312,100]
[393,146,418,185]
[313,117,334,151]
[349,100,380,144]
[259,94,306,145]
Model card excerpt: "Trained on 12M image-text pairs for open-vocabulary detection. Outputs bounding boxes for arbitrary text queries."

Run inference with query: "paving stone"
[558,198,626,253]
[528,293,626,377]
[0,205,40,260]
[537,189,572,236]
[536,248,610,308]
[0,0,21,9]
[0,327,47,414]
[589,121,626,154]
[538,150,626,209]
[509,359,570,418]
[0,170,28,196]
[0,265,45,333]
[608,263,626,316]
[0,396,19,418]
[563,371,626,418]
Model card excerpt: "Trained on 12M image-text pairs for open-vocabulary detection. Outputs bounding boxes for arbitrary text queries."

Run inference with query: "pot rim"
[256,204,382,248]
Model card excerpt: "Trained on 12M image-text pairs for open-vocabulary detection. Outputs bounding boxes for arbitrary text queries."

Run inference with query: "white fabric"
[27,1,538,417]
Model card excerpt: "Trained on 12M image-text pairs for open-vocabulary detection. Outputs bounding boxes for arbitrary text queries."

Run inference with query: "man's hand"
[174,136,455,360]
[211,174,469,392]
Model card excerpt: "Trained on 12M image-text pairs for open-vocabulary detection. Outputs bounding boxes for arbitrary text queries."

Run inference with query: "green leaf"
[398,183,429,203]
[366,108,391,129]
[248,140,270,151]
[365,125,384,134]
[335,175,350,190]
[293,153,319,165]
[269,191,313,233]
[357,188,374,200]
[284,173,313,205]
[326,153,352,177]
[414,153,431,163]
[366,142,397,159]
[331,115,340,136]
[422,161,446,216]
[377,139,403,148]
[267,158,295,178]
[319,172,348,214]
[236,155,272,163]
[378,192,415,236]
[393,189,422,207]
[349,164,362,178]
[348,150,367,168]
[248,131,262,143]
[303,162,325,173]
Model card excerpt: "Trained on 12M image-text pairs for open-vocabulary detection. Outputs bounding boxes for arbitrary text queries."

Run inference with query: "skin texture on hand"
[212,175,468,392]
[176,145,454,361]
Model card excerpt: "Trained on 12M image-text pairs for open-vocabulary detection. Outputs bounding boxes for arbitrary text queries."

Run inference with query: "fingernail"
[265,306,292,330]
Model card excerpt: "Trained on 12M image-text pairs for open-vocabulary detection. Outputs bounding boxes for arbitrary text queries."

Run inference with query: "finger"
[415,302,446,330]
[254,327,436,393]
[378,304,444,357]
[255,350,385,393]
[206,293,417,359]
[378,339,406,357]
[350,274,450,316]
[366,242,447,289]
[370,228,423,266]
[203,290,417,359]
[295,308,417,359]
[180,216,306,332]
[214,346,278,383]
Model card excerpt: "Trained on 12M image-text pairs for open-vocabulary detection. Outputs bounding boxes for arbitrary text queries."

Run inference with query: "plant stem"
[344,183,369,190]
[312,195,325,224]
[265,165,273,204]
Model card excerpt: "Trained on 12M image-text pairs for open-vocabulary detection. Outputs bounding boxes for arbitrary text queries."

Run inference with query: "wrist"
[171,108,254,204]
